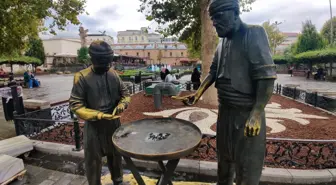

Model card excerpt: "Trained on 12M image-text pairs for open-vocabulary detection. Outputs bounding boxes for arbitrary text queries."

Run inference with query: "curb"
[32,140,336,184]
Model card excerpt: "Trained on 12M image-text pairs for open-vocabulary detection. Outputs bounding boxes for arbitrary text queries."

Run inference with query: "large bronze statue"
[69,41,130,185]
[175,0,276,184]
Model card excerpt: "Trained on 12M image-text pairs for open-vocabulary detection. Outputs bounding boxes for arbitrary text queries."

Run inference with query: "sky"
[41,0,335,40]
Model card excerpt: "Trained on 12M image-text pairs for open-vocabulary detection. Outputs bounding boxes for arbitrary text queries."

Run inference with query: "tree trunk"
[200,0,218,105]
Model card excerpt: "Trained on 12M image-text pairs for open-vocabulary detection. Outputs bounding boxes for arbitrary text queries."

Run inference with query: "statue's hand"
[98,113,120,120]
[112,103,126,116]
[172,93,200,106]
[244,110,262,137]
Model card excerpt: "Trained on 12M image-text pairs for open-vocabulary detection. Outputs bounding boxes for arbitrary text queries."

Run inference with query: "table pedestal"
[123,156,180,185]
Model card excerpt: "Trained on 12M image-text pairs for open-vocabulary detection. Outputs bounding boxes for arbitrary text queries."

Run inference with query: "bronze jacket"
[209,23,277,94]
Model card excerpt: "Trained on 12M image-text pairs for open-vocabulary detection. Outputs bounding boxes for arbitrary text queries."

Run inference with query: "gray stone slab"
[199,161,217,176]
[260,167,292,183]
[176,159,200,174]
[25,165,45,176]
[34,141,69,155]
[69,175,87,185]
[23,99,51,109]
[47,170,66,182]
[0,155,25,184]
[53,173,76,185]
[38,180,55,185]
[288,169,333,184]
[28,168,55,185]
[0,135,33,157]
[329,169,336,181]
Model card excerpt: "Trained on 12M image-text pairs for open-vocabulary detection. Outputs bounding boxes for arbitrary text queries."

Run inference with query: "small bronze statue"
[69,41,130,185]
[174,0,276,184]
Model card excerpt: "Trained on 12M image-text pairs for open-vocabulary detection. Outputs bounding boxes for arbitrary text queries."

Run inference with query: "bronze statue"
[69,41,130,185]
[174,0,276,184]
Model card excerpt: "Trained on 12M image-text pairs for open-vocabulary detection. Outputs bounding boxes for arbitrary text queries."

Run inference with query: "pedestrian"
[69,41,130,185]
[289,66,294,77]
[191,67,201,90]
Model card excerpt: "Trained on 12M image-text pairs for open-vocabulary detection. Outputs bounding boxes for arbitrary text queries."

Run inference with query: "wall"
[114,49,188,65]
[118,34,149,44]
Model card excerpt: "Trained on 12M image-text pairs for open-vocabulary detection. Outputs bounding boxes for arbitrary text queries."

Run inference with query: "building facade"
[112,43,189,65]
[42,38,81,68]
[87,34,114,46]
[275,32,299,54]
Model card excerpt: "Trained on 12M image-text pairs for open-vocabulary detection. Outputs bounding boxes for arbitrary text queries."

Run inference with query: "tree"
[0,0,87,56]
[139,0,255,104]
[294,20,326,54]
[77,47,90,64]
[262,21,286,55]
[25,37,46,66]
[321,17,336,45]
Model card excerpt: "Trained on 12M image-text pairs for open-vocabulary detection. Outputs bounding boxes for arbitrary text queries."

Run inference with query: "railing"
[273,83,336,113]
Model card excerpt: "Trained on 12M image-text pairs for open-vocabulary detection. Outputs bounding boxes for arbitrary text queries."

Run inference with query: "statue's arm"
[194,47,219,99]
[245,26,277,136]
[69,72,104,121]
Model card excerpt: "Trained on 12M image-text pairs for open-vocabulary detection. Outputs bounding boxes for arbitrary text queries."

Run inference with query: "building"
[117,27,179,44]
[117,27,149,44]
[112,43,192,65]
[275,32,299,54]
[86,33,114,46]
[42,38,81,68]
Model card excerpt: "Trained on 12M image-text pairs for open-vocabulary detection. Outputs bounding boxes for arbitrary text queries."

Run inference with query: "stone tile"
[288,169,333,184]
[260,167,292,183]
[53,173,77,185]
[176,159,200,174]
[25,165,45,176]
[69,175,87,185]
[38,179,55,185]
[47,170,66,181]
[199,161,217,176]
[329,169,336,181]
[28,168,55,185]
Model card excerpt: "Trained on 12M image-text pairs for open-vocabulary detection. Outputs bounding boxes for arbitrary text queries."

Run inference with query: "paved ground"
[9,165,88,185]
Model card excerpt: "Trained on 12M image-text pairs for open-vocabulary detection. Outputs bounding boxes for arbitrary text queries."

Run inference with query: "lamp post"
[330,0,333,44]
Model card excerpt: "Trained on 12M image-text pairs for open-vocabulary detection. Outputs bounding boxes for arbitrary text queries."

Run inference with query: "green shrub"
[273,55,289,64]
[294,48,336,64]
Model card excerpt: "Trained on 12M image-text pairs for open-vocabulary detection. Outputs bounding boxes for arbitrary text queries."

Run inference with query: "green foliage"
[294,20,326,54]
[321,17,336,44]
[25,37,46,64]
[262,21,286,54]
[294,48,336,64]
[273,55,289,64]
[0,0,87,56]
[0,56,42,65]
[138,0,255,56]
[77,47,90,64]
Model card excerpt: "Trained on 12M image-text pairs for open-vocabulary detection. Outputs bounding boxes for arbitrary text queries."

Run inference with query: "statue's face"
[210,10,237,38]
[91,57,112,74]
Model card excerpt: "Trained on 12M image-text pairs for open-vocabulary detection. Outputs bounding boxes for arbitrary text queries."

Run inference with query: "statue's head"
[209,0,240,38]
[89,41,114,74]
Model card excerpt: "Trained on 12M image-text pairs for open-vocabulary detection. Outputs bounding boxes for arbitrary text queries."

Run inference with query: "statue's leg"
[84,122,103,185]
[101,120,124,184]
[216,104,235,185]
[235,111,266,185]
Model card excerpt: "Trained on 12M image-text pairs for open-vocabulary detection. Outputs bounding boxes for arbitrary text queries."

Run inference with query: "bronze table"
[112,118,202,185]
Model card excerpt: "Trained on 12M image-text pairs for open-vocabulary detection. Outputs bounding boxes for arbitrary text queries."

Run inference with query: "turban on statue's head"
[208,0,239,15]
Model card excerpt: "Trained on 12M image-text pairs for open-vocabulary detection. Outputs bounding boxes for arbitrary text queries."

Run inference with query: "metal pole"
[330,0,333,44]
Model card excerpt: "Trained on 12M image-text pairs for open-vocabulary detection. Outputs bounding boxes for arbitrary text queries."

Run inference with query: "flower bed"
[32,92,336,169]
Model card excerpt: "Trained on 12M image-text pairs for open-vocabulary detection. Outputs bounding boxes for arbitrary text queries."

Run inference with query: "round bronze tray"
[112,118,202,161]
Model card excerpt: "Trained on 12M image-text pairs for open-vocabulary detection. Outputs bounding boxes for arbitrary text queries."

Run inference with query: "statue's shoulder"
[247,24,265,32]
[76,67,92,78]
[107,68,119,77]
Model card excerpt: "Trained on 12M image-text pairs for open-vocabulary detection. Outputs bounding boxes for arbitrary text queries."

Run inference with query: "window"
[181,52,184,57]
[142,36,144,41]
[135,36,137,41]
[136,52,139,56]
[148,52,150,57]
[126,52,128,55]
[170,52,172,57]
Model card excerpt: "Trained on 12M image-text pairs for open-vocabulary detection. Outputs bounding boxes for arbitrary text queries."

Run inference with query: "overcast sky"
[42,0,335,39]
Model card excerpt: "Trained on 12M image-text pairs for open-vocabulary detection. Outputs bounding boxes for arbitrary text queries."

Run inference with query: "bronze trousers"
[216,104,266,185]
[84,120,123,185]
